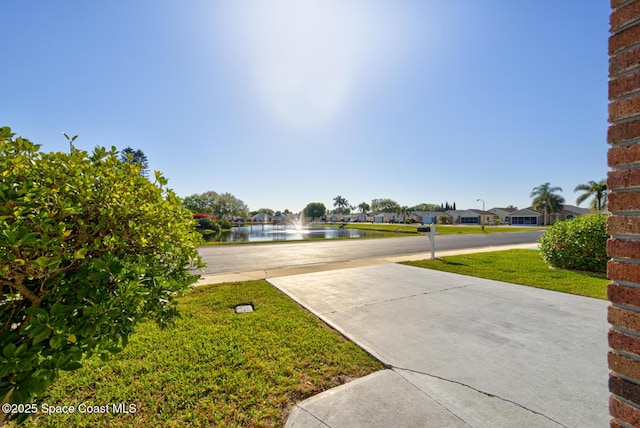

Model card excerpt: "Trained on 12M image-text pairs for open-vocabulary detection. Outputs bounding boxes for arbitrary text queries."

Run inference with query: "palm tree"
[333,195,349,214]
[530,183,565,225]
[397,205,410,223]
[574,179,607,211]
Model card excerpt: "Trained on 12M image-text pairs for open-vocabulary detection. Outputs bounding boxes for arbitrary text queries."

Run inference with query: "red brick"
[610,72,640,100]
[609,169,640,190]
[609,144,640,166]
[610,24,640,55]
[608,191,640,212]
[609,264,640,286]
[610,373,640,405]
[611,395,640,426]
[611,1,640,34]
[612,0,627,9]
[608,238,640,258]
[611,418,624,428]
[608,121,640,145]
[610,351,640,380]
[610,305,640,333]
[611,45,640,78]
[609,94,640,122]
[608,215,640,235]
[610,329,640,355]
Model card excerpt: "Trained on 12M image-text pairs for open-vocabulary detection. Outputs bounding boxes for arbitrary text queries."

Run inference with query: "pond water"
[205,224,384,243]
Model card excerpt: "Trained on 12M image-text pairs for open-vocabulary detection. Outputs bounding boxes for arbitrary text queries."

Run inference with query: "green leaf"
[50,302,64,316]
[25,307,49,319]
[32,326,52,344]
[34,256,50,267]
[61,361,82,371]
[2,343,16,358]
[49,335,64,349]
[74,248,87,259]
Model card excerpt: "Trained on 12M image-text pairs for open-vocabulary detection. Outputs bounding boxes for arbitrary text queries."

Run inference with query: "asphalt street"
[197,231,543,275]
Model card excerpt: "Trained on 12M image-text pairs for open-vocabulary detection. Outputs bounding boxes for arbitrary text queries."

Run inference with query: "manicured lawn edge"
[18,281,383,428]
[401,249,608,300]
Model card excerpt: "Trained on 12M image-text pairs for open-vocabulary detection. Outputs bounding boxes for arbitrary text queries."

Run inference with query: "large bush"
[0,127,203,423]
[194,213,220,232]
[538,214,608,273]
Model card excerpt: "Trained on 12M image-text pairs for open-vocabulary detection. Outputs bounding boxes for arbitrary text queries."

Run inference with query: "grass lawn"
[401,249,608,299]
[19,281,382,428]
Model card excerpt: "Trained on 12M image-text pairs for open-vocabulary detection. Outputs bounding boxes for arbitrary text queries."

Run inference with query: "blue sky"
[2,1,609,213]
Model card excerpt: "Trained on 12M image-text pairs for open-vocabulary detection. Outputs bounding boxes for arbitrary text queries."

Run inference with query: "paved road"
[197,231,543,275]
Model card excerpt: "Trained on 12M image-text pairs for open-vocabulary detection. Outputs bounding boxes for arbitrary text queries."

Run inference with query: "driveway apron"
[268,264,609,428]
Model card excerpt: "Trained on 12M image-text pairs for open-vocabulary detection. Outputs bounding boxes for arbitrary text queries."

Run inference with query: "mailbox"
[419,224,437,260]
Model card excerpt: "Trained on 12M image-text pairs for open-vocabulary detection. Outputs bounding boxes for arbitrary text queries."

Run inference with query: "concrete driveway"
[268,264,609,427]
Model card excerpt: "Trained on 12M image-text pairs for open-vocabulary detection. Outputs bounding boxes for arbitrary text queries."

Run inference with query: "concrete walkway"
[268,264,610,427]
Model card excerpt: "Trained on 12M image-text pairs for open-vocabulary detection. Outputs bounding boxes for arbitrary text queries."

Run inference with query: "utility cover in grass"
[235,304,254,314]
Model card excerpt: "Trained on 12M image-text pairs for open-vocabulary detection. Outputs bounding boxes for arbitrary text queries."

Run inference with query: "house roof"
[251,213,271,220]
[560,205,591,215]
[489,207,518,214]
[412,211,450,217]
[469,209,497,216]
[446,210,480,217]
[511,208,542,216]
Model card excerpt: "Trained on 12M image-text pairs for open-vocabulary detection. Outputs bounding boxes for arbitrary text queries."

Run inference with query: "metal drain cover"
[235,304,254,314]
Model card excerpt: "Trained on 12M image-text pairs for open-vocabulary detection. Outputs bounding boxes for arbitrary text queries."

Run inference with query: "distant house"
[273,211,286,224]
[508,208,543,225]
[446,210,481,224]
[469,209,498,225]
[395,212,408,223]
[509,205,591,226]
[411,211,451,224]
[374,212,396,223]
[550,205,591,223]
[355,213,374,222]
[489,207,518,224]
[252,213,272,224]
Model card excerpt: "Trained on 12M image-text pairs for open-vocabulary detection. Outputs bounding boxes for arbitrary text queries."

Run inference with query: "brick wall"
[608,1,640,426]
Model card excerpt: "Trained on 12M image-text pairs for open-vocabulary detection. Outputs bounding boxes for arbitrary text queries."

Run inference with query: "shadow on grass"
[433,259,467,267]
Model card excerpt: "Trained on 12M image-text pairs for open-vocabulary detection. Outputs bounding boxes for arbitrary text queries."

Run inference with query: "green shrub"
[0,127,203,423]
[538,215,608,273]
[218,218,232,230]
[438,216,450,225]
[194,214,219,232]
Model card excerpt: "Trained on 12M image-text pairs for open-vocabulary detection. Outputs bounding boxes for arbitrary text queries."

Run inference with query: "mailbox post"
[417,223,438,259]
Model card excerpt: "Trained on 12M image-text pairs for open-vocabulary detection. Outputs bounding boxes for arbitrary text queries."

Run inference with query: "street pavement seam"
[392,367,568,428]
[389,369,473,427]
[289,405,331,428]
